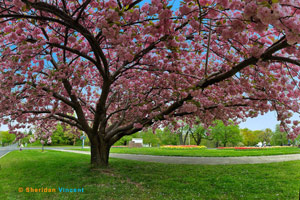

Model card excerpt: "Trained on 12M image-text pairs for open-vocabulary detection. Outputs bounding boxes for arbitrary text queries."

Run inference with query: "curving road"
[52,149,300,165]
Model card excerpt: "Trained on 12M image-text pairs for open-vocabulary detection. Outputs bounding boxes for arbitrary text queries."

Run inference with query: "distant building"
[128,138,143,148]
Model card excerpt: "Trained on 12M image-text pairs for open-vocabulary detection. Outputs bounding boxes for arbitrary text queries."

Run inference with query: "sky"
[239,111,279,131]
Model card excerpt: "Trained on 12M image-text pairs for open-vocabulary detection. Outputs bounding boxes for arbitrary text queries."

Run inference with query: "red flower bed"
[217,147,266,150]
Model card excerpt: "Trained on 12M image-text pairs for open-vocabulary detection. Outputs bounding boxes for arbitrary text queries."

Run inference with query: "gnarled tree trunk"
[90,135,111,168]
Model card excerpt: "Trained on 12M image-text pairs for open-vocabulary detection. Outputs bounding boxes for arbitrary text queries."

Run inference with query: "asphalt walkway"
[0,143,18,158]
[52,149,300,165]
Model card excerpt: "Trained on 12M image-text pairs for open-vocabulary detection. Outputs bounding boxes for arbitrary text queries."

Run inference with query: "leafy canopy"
[0,0,300,145]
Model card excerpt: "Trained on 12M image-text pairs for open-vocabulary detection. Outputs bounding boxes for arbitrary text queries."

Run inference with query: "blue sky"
[239,111,279,131]
[239,111,299,131]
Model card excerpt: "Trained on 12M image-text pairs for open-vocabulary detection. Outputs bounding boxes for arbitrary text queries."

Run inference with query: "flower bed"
[217,146,294,150]
[161,145,207,149]
[217,147,235,149]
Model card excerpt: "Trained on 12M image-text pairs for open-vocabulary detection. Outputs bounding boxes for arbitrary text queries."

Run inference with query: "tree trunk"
[90,136,111,168]
[179,132,183,145]
[183,131,188,145]
[196,136,202,146]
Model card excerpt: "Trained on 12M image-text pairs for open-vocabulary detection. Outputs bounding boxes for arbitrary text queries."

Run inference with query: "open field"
[1,150,300,199]
[73,147,300,157]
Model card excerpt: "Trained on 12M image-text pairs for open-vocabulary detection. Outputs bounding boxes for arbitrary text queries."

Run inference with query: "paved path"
[0,143,18,158]
[52,149,300,165]
[0,145,88,159]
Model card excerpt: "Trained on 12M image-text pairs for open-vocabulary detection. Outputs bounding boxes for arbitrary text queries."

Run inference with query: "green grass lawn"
[25,144,81,148]
[73,147,300,157]
[1,150,300,199]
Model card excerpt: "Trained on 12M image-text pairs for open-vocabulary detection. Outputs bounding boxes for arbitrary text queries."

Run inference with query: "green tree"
[177,125,190,145]
[136,129,160,147]
[258,128,272,144]
[156,128,179,145]
[189,124,212,145]
[51,124,67,145]
[271,125,288,146]
[211,121,242,147]
[241,128,259,146]
[113,135,135,146]
[0,131,16,146]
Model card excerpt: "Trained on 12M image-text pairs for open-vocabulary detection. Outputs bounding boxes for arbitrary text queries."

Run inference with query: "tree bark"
[183,131,188,145]
[196,136,201,146]
[90,136,111,168]
[179,132,184,145]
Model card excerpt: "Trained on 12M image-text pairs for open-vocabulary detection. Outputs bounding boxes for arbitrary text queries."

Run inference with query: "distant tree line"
[1,122,296,147]
[113,121,297,147]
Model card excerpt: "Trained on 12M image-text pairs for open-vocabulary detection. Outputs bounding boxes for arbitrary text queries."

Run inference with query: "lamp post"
[80,135,86,149]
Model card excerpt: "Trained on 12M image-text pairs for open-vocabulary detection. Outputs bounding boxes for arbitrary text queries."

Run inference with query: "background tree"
[211,121,242,147]
[51,124,67,145]
[113,135,134,146]
[176,124,190,145]
[257,128,272,144]
[189,124,211,146]
[135,129,160,147]
[1,1,300,167]
[271,124,288,146]
[157,128,179,146]
[0,131,16,146]
[241,128,259,146]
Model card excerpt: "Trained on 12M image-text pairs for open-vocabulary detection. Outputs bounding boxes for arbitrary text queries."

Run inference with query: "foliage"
[257,128,272,143]
[135,129,160,146]
[271,124,288,146]
[240,128,259,146]
[211,120,242,147]
[189,124,211,145]
[0,131,16,146]
[156,128,179,146]
[113,135,135,146]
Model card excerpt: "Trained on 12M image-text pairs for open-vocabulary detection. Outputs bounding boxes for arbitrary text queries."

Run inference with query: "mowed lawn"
[1,150,300,200]
[74,147,300,157]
